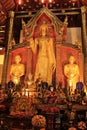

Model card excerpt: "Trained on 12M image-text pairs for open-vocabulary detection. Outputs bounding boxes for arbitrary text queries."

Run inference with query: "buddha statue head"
[40,21,48,36]
[14,54,22,64]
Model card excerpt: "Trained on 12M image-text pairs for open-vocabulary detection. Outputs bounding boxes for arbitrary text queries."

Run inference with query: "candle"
[86,91,87,96]
[69,80,73,95]
[22,88,25,96]
[29,92,32,96]
[50,87,54,92]
[70,80,72,87]
[25,89,29,97]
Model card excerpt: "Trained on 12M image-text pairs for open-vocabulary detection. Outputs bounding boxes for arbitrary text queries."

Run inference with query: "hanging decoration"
[16,0,24,5]
[40,0,54,3]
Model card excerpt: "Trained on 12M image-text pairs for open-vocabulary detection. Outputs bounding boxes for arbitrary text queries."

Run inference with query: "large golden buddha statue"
[64,55,80,93]
[10,54,25,85]
[29,21,56,85]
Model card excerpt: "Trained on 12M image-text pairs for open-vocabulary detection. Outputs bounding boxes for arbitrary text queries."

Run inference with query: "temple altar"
[4,7,83,89]
[0,7,86,130]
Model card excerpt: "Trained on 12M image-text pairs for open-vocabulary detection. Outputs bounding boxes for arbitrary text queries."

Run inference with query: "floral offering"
[68,127,77,130]
[32,115,46,128]
[78,121,86,129]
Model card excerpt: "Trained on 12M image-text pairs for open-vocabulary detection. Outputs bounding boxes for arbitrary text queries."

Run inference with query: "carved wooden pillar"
[1,11,14,87]
[55,43,63,87]
[81,6,87,83]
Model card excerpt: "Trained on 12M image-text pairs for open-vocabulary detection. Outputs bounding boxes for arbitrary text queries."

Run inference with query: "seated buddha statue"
[10,54,25,85]
[26,73,36,98]
[64,55,80,94]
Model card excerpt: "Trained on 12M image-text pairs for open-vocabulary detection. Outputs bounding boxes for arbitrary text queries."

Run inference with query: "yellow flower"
[32,115,46,127]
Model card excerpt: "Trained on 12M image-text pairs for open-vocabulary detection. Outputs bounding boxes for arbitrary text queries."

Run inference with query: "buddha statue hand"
[29,38,34,47]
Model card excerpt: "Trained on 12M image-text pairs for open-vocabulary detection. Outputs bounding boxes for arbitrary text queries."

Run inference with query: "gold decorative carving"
[81,6,87,14]
[9,11,14,18]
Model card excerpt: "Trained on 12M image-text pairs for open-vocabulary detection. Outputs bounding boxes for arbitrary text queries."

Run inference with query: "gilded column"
[55,43,62,87]
[81,6,87,83]
[1,11,14,88]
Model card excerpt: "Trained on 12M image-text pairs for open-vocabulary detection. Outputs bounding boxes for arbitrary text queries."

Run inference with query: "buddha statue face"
[15,55,21,64]
[28,73,33,81]
[69,56,75,64]
[40,21,48,36]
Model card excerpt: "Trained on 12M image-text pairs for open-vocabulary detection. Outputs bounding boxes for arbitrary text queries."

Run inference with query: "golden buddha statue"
[10,54,25,85]
[64,55,80,93]
[29,21,56,85]
[27,73,36,92]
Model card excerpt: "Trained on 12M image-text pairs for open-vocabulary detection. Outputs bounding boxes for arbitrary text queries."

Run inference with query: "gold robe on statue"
[29,36,56,85]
